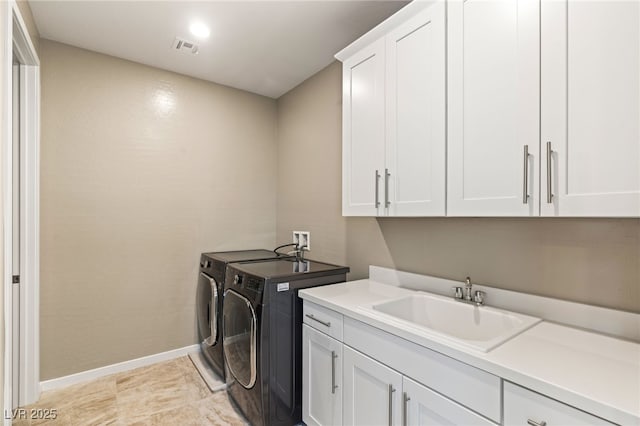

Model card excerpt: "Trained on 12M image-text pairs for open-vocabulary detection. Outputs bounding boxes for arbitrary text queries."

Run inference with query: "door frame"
[2,0,40,415]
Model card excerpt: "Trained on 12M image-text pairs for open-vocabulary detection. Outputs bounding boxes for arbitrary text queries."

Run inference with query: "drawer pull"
[305,314,331,328]
[527,420,547,426]
[388,384,396,426]
[331,351,338,394]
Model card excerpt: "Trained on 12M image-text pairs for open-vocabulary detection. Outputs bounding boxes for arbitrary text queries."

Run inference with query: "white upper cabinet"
[339,0,640,217]
[340,1,446,217]
[385,2,446,216]
[541,0,640,217]
[342,39,386,216]
[447,0,540,216]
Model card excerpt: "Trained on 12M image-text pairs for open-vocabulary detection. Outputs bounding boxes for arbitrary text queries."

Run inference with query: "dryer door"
[223,289,257,389]
[196,272,218,346]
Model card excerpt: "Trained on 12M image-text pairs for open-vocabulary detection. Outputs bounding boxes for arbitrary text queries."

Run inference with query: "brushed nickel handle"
[375,170,381,208]
[527,419,547,426]
[546,141,553,204]
[305,314,330,328]
[403,392,410,426]
[331,351,338,394]
[388,384,396,426]
[523,145,530,204]
[385,168,391,208]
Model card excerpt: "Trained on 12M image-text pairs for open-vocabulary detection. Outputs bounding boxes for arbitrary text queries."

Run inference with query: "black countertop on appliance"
[232,257,350,282]
[203,249,281,264]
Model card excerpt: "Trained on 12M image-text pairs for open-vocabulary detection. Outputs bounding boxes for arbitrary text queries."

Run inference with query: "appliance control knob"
[204,260,211,268]
[234,274,243,285]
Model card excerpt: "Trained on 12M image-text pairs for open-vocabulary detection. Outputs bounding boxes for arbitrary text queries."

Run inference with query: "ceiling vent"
[172,37,199,55]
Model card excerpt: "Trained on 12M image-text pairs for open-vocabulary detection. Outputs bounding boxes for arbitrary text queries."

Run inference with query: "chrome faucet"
[464,276,473,301]
[453,276,485,306]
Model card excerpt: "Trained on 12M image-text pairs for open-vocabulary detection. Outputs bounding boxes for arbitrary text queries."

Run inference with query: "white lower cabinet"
[302,301,620,426]
[503,382,615,426]
[343,346,403,426]
[343,316,501,422]
[403,377,495,426]
[341,346,496,426]
[302,325,343,426]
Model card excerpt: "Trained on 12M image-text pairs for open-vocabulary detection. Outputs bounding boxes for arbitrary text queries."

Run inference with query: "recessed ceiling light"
[190,22,210,39]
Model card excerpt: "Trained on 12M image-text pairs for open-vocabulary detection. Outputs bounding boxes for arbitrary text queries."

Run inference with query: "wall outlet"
[293,231,310,251]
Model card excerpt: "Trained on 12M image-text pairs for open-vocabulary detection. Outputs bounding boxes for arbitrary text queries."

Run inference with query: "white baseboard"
[40,344,200,393]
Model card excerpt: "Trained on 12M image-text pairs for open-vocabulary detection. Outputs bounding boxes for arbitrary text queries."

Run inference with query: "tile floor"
[15,357,247,425]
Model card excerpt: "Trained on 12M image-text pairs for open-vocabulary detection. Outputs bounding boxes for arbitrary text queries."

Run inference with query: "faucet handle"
[452,287,463,299]
[473,290,485,305]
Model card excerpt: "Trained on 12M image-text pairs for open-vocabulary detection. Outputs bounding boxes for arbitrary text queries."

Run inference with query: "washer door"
[196,273,218,346]
[223,289,257,389]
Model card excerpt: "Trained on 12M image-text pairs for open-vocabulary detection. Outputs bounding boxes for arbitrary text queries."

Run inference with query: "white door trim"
[3,0,40,417]
[18,61,40,408]
[1,0,13,417]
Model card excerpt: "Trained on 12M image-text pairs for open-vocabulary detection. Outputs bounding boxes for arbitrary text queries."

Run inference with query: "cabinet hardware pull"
[527,419,547,426]
[385,169,391,208]
[546,141,554,204]
[403,392,410,426]
[331,351,338,394]
[523,145,530,204]
[388,384,396,426]
[305,314,331,328]
[375,170,381,208]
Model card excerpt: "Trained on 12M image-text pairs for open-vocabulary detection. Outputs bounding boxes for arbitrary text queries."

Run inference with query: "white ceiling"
[29,1,408,98]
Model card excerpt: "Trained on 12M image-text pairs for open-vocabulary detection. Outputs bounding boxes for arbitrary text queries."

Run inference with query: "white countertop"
[299,279,640,425]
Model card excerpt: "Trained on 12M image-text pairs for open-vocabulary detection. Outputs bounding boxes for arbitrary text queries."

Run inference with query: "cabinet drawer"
[503,382,615,426]
[303,301,343,341]
[344,317,501,423]
[403,376,496,426]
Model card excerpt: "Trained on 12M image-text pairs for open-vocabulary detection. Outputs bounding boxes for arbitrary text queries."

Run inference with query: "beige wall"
[38,39,640,381]
[40,40,277,380]
[276,61,640,314]
[277,61,348,267]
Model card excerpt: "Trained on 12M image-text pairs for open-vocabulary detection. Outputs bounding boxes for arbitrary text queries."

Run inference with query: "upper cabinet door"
[385,1,446,216]
[541,0,640,217]
[448,0,540,216]
[342,39,386,216]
